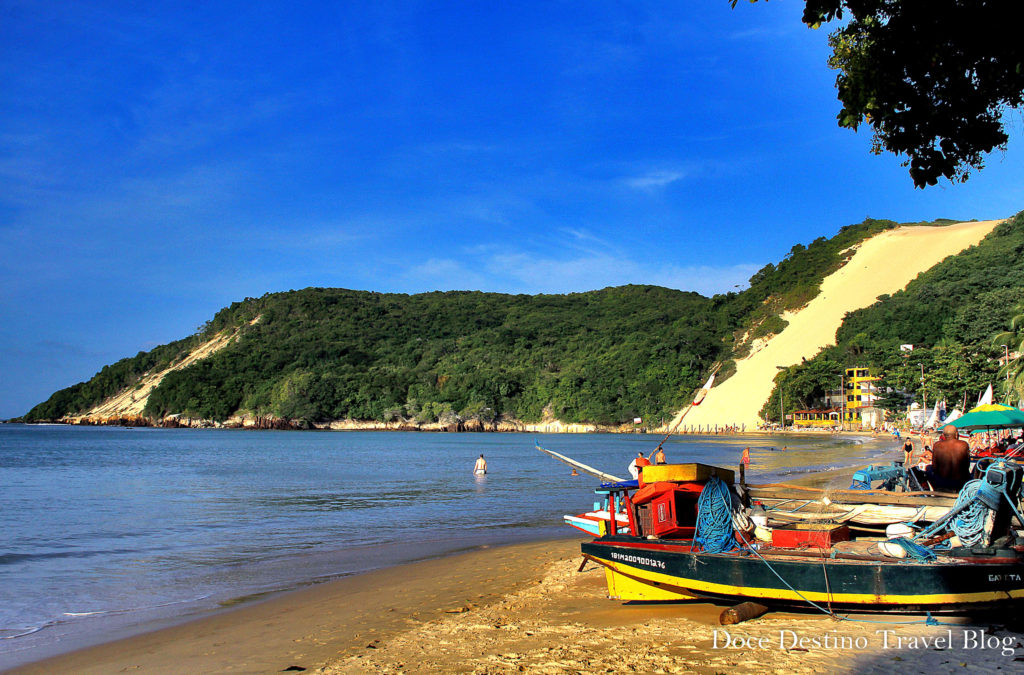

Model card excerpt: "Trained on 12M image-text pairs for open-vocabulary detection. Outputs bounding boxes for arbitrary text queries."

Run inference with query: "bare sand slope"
[73,318,259,420]
[674,219,1003,431]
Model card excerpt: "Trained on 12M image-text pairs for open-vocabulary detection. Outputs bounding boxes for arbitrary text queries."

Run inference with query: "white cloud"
[396,249,761,297]
[623,170,687,192]
[401,258,490,292]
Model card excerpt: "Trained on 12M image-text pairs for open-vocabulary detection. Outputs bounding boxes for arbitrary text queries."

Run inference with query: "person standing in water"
[474,454,487,475]
[654,447,666,465]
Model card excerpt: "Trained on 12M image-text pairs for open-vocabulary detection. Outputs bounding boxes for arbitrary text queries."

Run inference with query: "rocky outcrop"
[35,412,652,433]
[66,414,154,427]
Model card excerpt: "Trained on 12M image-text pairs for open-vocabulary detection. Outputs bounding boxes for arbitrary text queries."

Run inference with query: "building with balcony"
[844,367,882,429]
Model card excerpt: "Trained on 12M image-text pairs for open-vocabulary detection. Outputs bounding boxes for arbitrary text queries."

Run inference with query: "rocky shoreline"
[23,413,637,434]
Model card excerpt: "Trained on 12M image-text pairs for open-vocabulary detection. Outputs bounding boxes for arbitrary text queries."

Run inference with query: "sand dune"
[673,219,1004,430]
[71,318,259,421]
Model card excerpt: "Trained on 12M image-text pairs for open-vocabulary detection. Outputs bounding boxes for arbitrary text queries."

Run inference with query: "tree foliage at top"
[736,1,1024,187]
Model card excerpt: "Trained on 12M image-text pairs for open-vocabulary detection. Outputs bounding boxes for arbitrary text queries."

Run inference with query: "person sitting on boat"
[926,425,970,493]
[474,454,487,475]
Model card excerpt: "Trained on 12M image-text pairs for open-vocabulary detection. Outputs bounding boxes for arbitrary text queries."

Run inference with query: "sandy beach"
[8,539,574,674]
[12,514,1023,673]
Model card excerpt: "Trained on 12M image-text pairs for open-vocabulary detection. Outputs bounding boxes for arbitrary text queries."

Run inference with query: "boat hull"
[582,537,1024,612]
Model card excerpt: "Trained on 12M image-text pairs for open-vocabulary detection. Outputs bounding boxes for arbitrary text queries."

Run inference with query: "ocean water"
[0,425,896,668]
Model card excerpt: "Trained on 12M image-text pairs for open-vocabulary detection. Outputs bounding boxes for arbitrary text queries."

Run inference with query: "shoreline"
[7,538,585,674]
[9,419,885,438]
[15,531,1023,674]
[3,435,900,673]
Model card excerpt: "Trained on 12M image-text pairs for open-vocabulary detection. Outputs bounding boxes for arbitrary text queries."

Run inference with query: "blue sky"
[2,0,1023,418]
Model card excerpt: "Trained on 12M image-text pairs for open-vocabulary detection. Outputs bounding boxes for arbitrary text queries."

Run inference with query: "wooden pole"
[720,602,770,625]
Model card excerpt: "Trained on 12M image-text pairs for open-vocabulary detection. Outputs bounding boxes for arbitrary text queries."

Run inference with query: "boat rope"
[711,483,952,626]
[695,476,738,553]
[914,475,1024,546]
[890,537,937,561]
[819,553,834,615]
[949,480,990,548]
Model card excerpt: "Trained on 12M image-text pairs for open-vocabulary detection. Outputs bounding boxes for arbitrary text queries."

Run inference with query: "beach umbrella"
[967,403,1020,413]
[948,404,1024,432]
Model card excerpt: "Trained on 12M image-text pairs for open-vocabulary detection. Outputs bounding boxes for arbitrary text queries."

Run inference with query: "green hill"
[25,214,1018,427]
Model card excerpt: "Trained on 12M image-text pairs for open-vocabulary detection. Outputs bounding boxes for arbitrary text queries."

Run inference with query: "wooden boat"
[564,510,630,536]
[578,461,1024,613]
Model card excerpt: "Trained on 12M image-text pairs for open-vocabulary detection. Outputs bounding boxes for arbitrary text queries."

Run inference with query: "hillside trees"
[27,213,1022,427]
[136,285,731,426]
[993,303,1024,405]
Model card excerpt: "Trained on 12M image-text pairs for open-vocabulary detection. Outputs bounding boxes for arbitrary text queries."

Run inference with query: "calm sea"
[0,424,895,668]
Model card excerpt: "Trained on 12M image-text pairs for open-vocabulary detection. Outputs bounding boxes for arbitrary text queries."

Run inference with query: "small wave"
[0,548,141,565]
[768,466,819,478]
[0,620,62,640]
[767,462,869,479]
[0,592,216,643]
[61,593,213,619]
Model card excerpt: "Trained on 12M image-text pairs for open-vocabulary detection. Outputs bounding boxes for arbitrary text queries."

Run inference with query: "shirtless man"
[928,425,970,492]
[474,454,487,475]
[654,447,666,465]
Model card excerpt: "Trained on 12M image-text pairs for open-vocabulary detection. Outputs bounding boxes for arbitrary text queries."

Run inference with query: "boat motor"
[983,459,1023,500]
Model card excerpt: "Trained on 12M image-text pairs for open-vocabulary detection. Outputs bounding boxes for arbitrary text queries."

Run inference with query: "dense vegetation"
[28,286,731,425]
[993,303,1024,405]
[25,214,1000,427]
[762,211,1024,421]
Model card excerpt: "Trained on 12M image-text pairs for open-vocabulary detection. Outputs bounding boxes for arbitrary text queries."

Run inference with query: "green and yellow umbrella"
[948,403,1024,432]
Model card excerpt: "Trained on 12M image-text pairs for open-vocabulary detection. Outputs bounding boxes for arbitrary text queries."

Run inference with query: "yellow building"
[792,408,841,428]
[844,367,880,427]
